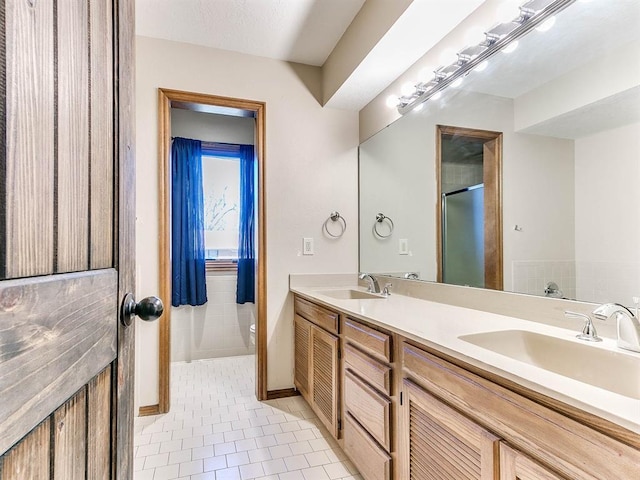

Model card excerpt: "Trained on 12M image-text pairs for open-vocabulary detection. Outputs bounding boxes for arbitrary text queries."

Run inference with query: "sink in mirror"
[319,289,385,300]
[459,330,640,400]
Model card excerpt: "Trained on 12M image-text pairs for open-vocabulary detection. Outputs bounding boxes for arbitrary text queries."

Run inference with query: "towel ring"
[323,211,347,238]
[374,213,394,238]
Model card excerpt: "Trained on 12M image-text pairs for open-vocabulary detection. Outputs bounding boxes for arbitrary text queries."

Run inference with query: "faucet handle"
[382,283,393,297]
[565,311,602,342]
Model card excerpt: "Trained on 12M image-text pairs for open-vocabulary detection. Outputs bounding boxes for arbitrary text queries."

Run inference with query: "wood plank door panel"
[0,270,117,453]
[0,0,136,477]
[3,0,55,278]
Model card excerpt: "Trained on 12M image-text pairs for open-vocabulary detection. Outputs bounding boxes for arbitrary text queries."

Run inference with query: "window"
[202,154,240,268]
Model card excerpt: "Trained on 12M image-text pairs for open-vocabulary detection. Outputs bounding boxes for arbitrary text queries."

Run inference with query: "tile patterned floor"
[134,355,362,480]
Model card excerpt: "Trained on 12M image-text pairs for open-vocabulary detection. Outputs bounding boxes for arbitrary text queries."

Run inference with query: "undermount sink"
[459,330,640,400]
[319,289,385,300]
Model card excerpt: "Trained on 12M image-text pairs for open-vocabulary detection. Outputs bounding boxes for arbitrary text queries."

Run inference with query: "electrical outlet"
[399,238,409,255]
[303,237,314,255]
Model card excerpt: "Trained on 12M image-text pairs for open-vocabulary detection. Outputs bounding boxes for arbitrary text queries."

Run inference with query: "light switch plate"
[303,237,314,255]
[399,238,409,255]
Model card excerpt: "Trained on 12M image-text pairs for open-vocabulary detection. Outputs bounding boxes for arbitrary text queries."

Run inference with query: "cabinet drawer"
[344,344,391,395]
[344,370,391,451]
[294,296,338,334]
[344,413,391,480]
[343,317,392,361]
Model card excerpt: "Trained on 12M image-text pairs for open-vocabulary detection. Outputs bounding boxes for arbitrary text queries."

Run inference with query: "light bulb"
[475,60,489,72]
[502,41,519,54]
[414,103,424,112]
[536,16,556,32]
[451,77,464,88]
[432,91,442,101]
[385,95,399,108]
[400,82,415,97]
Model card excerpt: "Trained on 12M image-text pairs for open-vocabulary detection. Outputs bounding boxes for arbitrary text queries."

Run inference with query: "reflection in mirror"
[359,0,640,306]
[437,125,503,290]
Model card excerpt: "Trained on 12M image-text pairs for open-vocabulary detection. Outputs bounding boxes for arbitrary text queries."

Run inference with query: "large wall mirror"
[359,0,640,306]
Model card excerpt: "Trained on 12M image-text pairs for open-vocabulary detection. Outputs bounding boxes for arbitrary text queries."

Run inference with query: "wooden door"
[311,324,340,438]
[0,0,136,478]
[294,314,311,398]
[402,379,500,480]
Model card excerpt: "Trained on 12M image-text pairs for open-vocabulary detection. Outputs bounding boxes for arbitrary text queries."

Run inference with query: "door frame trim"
[149,88,267,414]
[436,125,503,290]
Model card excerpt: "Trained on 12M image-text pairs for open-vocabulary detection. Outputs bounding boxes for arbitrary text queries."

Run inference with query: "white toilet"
[249,324,255,345]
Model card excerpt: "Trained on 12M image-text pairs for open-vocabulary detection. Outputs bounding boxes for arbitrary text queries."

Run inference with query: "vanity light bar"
[396,0,576,115]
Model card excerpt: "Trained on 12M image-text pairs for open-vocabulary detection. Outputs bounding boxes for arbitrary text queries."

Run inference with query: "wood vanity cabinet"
[499,443,566,480]
[293,296,340,438]
[402,342,640,480]
[292,296,640,480]
[342,317,395,480]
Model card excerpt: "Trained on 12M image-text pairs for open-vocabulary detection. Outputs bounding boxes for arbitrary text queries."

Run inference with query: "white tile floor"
[134,355,362,480]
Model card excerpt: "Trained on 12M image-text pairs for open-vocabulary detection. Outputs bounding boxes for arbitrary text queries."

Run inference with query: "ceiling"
[135,0,366,67]
[135,0,485,111]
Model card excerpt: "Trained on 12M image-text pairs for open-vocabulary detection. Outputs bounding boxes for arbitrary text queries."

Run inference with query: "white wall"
[172,273,255,362]
[135,36,359,408]
[171,109,255,144]
[575,122,640,305]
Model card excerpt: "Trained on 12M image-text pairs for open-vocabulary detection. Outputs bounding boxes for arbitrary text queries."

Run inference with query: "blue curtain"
[236,145,255,304]
[171,137,208,307]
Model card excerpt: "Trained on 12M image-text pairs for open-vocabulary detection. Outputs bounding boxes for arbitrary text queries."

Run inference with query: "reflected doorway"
[436,125,503,290]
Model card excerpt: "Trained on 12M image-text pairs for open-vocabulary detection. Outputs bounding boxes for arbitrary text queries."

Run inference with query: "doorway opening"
[145,89,267,416]
[436,125,503,290]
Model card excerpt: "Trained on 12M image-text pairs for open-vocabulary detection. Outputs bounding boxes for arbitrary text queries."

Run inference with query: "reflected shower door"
[442,185,484,288]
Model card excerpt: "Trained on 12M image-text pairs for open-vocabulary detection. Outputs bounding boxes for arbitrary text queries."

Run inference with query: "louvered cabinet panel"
[404,379,499,480]
[294,314,311,398]
[500,443,566,480]
[311,324,339,438]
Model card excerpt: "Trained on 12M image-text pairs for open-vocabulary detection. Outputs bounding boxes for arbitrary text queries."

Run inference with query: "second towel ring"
[374,213,394,238]
[323,211,347,238]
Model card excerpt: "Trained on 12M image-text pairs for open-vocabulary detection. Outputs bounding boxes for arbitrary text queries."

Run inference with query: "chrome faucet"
[592,303,640,353]
[565,311,602,342]
[359,273,381,293]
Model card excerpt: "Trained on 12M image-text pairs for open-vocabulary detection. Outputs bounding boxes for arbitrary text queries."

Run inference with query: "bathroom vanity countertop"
[290,283,640,435]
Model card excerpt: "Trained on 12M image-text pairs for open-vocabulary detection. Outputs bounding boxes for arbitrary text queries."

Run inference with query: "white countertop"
[290,282,640,435]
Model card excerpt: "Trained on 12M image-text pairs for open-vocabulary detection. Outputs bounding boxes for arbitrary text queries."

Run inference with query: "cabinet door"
[500,443,566,480]
[294,314,311,399]
[311,324,340,438]
[403,379,499,480]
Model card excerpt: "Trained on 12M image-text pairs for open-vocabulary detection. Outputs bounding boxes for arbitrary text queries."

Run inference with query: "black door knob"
[120,293,164,327]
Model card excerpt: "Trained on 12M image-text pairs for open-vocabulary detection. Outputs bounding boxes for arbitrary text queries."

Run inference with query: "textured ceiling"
[135,0,365,66]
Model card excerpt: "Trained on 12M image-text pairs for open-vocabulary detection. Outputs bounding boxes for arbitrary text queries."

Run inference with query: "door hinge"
[400,391,403,405]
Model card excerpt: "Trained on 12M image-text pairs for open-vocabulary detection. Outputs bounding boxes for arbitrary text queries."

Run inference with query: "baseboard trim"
[266,388,300,400]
